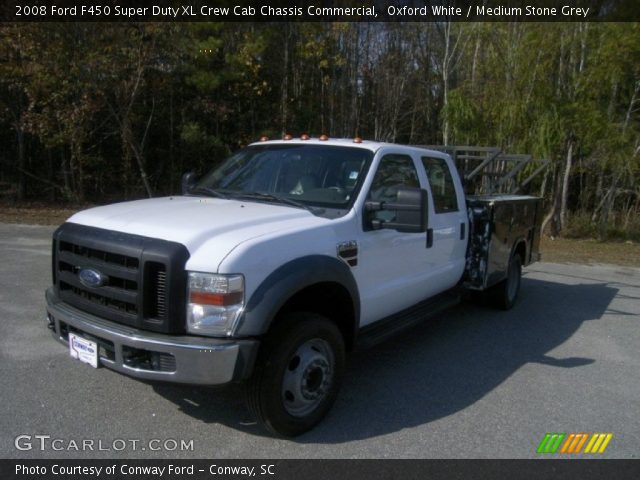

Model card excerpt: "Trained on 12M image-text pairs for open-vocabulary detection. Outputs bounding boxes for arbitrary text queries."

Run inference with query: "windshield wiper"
[229,191,319,213]
[188,186,228,199]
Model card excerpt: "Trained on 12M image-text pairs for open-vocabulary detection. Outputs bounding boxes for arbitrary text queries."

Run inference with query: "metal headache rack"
[417,145,550,195]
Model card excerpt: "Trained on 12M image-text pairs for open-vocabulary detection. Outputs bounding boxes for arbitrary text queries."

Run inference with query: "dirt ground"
[539,236,640,268]
[0,203,85,226]
[1,202,639,267]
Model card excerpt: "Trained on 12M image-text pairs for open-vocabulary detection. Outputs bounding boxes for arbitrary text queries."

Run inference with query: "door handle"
[426,228,434,248]
[460,222,466,240]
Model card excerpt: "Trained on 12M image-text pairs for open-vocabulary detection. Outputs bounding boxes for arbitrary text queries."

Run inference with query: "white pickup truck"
[46,138,541,436]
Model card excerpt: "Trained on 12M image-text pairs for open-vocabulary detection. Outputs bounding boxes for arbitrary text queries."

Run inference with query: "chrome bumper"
[45,287,258,385]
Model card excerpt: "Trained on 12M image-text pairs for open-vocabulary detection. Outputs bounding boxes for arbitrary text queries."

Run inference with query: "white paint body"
[68,139,469,327]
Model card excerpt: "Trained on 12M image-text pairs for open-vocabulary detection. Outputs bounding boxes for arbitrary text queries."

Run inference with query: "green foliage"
[565,211,640,242]
[0,22,638,239]
[180,122,228,171]
[443,89,480,145]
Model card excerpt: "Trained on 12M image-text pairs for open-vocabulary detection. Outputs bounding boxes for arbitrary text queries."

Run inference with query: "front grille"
[57,241,140,324]
[62,281,138,314]
[53,223,189,334]
[60,240,140,269]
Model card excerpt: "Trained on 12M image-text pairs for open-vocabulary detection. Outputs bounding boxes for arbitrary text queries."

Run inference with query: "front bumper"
[45,287,259,385]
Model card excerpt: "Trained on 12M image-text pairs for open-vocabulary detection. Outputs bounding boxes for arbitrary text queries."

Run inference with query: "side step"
[355,290,460,350]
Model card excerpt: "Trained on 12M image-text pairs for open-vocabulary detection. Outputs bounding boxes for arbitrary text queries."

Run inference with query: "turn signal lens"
[186,273,244,337]
[189,291,244,306]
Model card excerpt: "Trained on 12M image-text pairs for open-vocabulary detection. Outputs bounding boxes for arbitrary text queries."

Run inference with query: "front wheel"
[246,313,345,437]
[490,254,522,310]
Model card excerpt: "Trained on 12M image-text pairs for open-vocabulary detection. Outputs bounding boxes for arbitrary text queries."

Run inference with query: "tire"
[489,253,522,310]
[246,312,345,437]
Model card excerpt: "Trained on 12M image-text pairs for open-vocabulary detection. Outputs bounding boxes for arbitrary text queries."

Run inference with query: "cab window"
[368,154,420,223]
[421,157,459,213]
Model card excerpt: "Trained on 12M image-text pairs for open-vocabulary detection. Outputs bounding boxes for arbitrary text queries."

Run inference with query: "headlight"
[186,272,244,337]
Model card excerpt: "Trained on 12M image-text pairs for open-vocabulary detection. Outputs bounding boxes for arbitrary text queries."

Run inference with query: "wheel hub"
[301,359,330,400]
[281,339,334,417]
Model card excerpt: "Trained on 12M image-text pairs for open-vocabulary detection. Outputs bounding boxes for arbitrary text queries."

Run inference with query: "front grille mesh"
[156,270,167,318]
[143,262,167,321]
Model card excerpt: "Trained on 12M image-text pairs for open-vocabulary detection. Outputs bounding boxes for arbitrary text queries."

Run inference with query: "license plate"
[68,333,98,368]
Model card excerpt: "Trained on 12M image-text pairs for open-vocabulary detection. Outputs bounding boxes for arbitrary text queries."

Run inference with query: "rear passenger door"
[420,155,467,289]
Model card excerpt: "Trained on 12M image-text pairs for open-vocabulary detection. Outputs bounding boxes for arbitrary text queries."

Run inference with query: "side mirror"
[181,172,197,195]
[365,187,429,233]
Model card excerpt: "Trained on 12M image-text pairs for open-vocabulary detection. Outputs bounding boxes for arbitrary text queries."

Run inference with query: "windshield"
[193,144,373,209]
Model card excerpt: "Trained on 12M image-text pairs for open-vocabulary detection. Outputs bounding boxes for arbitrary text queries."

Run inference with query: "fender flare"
[235,255,360,337]
[510,236,529,264]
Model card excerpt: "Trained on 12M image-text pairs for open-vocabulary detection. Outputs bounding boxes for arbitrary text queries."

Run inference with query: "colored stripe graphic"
[560,434,575,453]
[537,433,565,453]
[573,433,590,453]
[560,432,589,454]
[584,433,613,454]
[540,433,613,454]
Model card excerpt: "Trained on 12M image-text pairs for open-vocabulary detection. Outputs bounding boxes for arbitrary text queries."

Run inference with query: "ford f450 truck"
[46,138,541,436]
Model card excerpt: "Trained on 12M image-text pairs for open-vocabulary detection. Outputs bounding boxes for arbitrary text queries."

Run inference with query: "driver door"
[355,153,437,327]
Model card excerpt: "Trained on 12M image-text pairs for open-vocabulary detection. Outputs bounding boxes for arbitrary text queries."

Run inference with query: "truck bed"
[464,195,542,290]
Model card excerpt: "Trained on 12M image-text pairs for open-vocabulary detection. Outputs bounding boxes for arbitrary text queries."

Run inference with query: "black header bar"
[2,459,640,480]
[3,0,640,22]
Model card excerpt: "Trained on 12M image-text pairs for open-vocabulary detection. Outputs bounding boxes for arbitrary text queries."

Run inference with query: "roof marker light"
[300,134,310,140]
[259,135,269,142]
[354,137,363,143]
[319,134,329,141]
[283,134,293,140]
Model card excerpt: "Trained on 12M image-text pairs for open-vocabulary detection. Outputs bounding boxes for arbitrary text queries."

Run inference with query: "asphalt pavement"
[0,223,638,458]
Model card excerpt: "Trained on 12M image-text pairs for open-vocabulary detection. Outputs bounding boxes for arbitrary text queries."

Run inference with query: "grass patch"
[541,236,640,268]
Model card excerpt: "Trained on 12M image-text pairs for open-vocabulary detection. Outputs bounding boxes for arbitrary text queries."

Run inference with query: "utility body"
[46,139,541,436]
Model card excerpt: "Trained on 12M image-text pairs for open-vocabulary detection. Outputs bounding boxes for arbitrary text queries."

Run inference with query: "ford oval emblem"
[78,268,108,288]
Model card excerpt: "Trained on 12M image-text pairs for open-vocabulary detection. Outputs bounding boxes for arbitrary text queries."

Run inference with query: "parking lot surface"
[1,223,638,458]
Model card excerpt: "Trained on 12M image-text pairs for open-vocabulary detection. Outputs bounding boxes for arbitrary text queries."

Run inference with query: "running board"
[355,291,461,350]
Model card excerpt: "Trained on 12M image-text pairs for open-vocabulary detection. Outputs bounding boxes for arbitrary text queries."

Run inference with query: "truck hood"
[67,196,326,258]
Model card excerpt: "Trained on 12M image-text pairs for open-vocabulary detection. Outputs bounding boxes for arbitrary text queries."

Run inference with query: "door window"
[368,154,420,223]
[421,157,459,213]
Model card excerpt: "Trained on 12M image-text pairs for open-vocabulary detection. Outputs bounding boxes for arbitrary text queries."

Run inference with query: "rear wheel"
[490,253,522,310]
[246,313,345,437]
